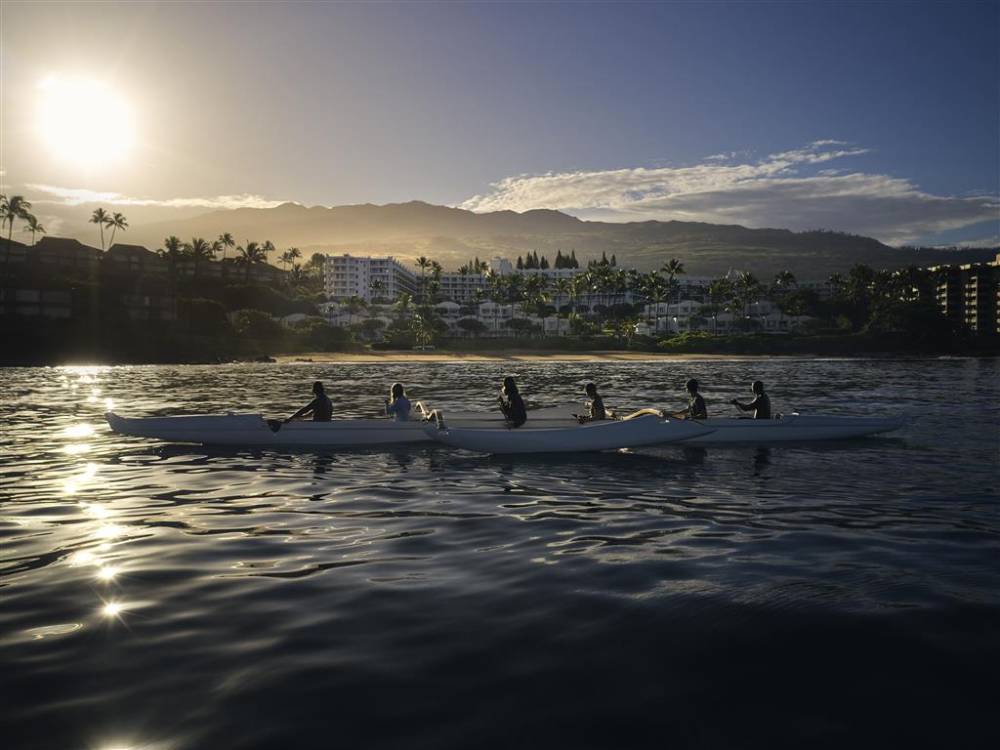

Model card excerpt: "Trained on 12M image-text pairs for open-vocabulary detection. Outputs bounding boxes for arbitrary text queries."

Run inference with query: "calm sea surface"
[2,359,999,749]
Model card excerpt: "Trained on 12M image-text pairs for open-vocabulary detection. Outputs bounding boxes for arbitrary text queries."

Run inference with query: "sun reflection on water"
[64,464,99,496]
[63,424,96,439]
[69,550,98,566]
[81,502,112,519]
[95,523,124,539]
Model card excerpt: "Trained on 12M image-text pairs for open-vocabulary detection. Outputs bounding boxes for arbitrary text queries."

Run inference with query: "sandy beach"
[274,350,807,363]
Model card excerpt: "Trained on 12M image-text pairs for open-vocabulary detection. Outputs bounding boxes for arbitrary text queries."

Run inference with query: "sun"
[37,75,135,167]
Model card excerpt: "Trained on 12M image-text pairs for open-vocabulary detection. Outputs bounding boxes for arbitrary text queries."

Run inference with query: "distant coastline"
[7,334,996,368]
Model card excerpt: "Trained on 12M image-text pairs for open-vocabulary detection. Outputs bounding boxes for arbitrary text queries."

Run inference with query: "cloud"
[459,141,999,245]
[26,184,287,210]
[936,235,1000,249]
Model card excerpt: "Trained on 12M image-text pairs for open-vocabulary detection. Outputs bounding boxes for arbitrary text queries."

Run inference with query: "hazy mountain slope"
[127,200,994,278]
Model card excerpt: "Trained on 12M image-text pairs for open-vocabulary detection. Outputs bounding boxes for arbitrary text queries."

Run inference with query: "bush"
[178,297,232,335]
[457,317,488,335]
[350,318,387,341]
[864,299,956,341]
[294,320,354,351]
[569,316,600,336]
[509,318,541,336]
[220,284,317,316]
[231,309,284,341]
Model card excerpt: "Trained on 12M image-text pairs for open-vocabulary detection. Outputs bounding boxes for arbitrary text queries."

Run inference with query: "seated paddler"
[284,381,333,423]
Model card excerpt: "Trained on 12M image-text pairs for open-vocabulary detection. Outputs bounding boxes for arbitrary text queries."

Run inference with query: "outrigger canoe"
[678,414,905,445]
[423,413,713,454]
[105,409,580,448]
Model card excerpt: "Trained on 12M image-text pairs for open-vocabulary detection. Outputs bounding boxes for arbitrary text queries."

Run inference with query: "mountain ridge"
[125,200,994,278]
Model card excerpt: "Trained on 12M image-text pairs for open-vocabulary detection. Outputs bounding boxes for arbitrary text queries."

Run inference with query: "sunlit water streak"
[1,360,998,749]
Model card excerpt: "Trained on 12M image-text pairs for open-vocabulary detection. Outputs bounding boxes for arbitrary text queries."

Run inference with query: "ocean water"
[2,359,999,750]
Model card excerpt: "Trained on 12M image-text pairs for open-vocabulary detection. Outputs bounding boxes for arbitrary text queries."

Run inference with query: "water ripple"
[1,360,998,748]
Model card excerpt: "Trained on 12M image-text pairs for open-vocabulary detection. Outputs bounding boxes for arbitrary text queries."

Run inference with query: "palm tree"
[570,272,589,319]
[485,272,507,335]
[523,273,550,322]
[107,212,128,247]
[642,272,668,329]
[184,237,213,278]
[90,207,111,249]
[416,256,431,301]
[552,277,572,314]
[773,269,797,291]
[661,258,685,300]
[369,278,386,302]
[23,214,46,246]
[3,195,33,260]
[159,235,184,281]
[261,240,276,264]
[343,295,369,323]
[735,272,762,330]
[209,238,224,264]
[279,246,301,272]
[771,270,797,329]
[393,291,413,318]
[707,278,734,335]
[217,233,235,261]
[236,241,267,282]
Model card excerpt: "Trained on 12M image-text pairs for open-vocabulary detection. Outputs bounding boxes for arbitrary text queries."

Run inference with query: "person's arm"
[731,396,759,412]
[285,398,317,423]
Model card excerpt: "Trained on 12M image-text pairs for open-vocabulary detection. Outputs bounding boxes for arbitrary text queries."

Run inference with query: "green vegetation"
[2,192,994,364]
[0,200,364,365]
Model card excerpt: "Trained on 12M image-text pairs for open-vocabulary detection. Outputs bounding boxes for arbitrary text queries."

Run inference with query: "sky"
[2,0,998,247]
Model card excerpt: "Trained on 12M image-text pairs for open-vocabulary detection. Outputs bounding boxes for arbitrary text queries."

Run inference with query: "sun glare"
[37,75,135,166]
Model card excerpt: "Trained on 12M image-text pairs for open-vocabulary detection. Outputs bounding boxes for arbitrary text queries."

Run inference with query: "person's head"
[685,378,699,395]
[585,382,598,398]
[390,382,406,400]
[312,381,325,396]
[502,376,519,396]
[751,380,765,395]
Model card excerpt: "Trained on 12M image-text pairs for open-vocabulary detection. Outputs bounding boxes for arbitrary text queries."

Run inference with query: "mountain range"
[126,201,996,279]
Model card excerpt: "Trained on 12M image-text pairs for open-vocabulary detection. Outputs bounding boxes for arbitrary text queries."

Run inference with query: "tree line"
[1,195,47,255]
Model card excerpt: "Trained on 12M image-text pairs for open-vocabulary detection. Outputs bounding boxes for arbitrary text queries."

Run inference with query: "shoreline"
[275,350,877,364]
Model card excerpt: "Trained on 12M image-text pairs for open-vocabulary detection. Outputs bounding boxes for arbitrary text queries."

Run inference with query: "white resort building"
[324,254,418,301]
[319,253,816,338]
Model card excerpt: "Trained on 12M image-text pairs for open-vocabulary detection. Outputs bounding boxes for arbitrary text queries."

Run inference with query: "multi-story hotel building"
[437,273,488,304]
[323,254,418,301]
[929,254,999,336]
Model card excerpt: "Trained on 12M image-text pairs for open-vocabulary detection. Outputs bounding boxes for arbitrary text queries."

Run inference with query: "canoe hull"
[679,415,905,445]
[425,415,714,454]
[106,412,434,447]
[106,410,583,448]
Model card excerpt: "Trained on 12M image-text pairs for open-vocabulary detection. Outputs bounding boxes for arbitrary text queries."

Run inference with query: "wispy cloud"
[27,184,287,210]
[459,141,999,245]
[936,235,1000,249]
